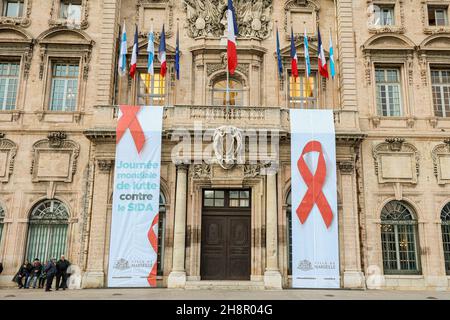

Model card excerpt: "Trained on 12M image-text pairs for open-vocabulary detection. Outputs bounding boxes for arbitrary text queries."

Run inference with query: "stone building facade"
[0,0,449,290]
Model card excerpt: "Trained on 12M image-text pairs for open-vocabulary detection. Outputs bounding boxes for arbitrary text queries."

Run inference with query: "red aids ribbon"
[296,140,333,229]
[147,214,159,287]
[116,105,146,153]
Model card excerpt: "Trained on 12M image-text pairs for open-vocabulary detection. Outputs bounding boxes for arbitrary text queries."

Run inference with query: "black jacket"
[56,259,70,273]
[31,263,43,276]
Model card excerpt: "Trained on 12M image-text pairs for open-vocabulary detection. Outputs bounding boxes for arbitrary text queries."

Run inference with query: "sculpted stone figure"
[183,0,273,39]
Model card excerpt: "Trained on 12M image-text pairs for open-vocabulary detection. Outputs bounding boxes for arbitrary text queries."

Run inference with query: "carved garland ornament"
[184,0,273,39]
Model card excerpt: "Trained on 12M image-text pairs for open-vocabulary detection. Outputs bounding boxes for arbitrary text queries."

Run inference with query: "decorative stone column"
[264,171,283,289]
[339,160,366,288]
[82,158,113,288]
[168,164,188,288]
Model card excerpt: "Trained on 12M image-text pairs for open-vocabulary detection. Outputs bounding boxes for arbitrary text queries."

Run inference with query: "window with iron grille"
[288,71,317,109]
[431,69,450,117]
[381,201,421,274]
[441,203,450,275]
[137,72,165,106]
[375,67,402,116]
[25,200,69,263]
[0,61,19,110]
[49,62,79,111]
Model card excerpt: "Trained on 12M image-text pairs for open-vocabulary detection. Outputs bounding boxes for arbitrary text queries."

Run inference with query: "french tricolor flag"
[129,24,138,79]
[158,24,167,78]
[317,27,329,78]
[227,0,238,75]
[290,27,298,78]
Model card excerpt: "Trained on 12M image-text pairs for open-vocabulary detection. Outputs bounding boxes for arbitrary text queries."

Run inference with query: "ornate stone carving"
[243,162,271,178]
[385,137,405,151]
[30,137,80,183]
[47,132,68,148]
[136,0,174,38]
[184,0,273,39]
[49,0,90,30]
[0,136,18,183]
[0,0,32,27]
[431,140,450,185]
[97,159,114,173]
[373,139,420,184]
[212,126,243,170]
[191,163,212,179]
[339,161,355,175]
[419,53,428,86]
[284,0,319,40]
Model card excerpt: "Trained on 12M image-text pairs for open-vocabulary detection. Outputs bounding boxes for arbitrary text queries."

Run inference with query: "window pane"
[0,61,19,110]
[289,72,317,108]
[212,79,243,106]
[138,72,165,106]
[49,62,79,111]
[5,1,23,17]
[375,68,402,117]
[230,191,239,199]
[204,190,214,199]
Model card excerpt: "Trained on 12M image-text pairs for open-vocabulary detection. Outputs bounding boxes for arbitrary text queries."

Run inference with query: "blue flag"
[276,27,283,78]
[175,26,180,80]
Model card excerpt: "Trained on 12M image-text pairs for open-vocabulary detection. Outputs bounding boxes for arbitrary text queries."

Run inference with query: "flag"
[317,28,329,78]
[118,21,127,76]
[158,24,167,78]
[227,0,238,75]
[175,25,180,80]
[147,27,155,75]
[276,27,283,78]
[129,24,138,79]
[290,27,298,78]
[304,28,311,97]
[329,32,336,79]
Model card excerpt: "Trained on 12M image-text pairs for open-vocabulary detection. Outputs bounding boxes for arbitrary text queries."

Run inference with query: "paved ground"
[0,288,449,300]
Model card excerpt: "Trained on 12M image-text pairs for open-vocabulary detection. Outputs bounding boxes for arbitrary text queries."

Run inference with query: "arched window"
[25,200,69,263]
[381,201,420,274]
[286,190,292,276]
[157,193,167,276]
[0,204,4,245]
[441,203,450,275]
[212,78,244,106]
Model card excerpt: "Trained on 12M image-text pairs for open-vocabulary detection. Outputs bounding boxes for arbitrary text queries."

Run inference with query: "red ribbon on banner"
[116,105,146,153]
[296,140,333,229]
[147,213,159,287]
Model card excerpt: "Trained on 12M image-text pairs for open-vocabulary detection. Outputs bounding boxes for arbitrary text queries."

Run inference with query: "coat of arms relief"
[183,0,273,39]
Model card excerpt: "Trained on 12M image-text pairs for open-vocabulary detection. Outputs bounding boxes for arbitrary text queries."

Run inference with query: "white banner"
[107,105,163,287]
[290,109,340,288]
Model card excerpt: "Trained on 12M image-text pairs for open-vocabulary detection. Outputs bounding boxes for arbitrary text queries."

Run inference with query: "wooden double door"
[200,190,251,280]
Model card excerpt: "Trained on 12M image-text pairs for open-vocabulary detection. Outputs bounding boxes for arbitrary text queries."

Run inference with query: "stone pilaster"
[82,158,113,288]
[167,164,189,288]
[264,171,282,289]
[339,160,366,288]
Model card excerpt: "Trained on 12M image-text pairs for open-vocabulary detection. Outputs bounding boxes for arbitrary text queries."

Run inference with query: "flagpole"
[174,20,179,106]
[304,22,309,110]
[275,22,280,107]
[226,63,230,114]
[330,27,336,110]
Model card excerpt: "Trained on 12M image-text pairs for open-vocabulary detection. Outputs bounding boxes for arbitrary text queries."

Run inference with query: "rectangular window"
[137,72,165,106]
[431,69,450,117]
[49,62,79,111]
[375,5,395,26]
[2,0,23,17]
[229,190,250,208]
[60,0,81,22]
[0,61,19,110]
[428,6,449,26]
[203,190,225,207]
[375,67,402,116]
[288,72,317,108]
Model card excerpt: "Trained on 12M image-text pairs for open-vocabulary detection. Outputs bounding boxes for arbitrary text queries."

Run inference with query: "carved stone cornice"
[385,137,405,151]
[336,133,367,147]
[47,131,68,148]
[96,159,114,173]
[83,129,116,143]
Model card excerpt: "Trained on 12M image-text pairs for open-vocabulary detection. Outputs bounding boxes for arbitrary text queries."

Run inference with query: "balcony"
[89,105,360,137]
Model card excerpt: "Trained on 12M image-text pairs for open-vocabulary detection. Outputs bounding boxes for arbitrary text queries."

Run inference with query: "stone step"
[185,281,265,290]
